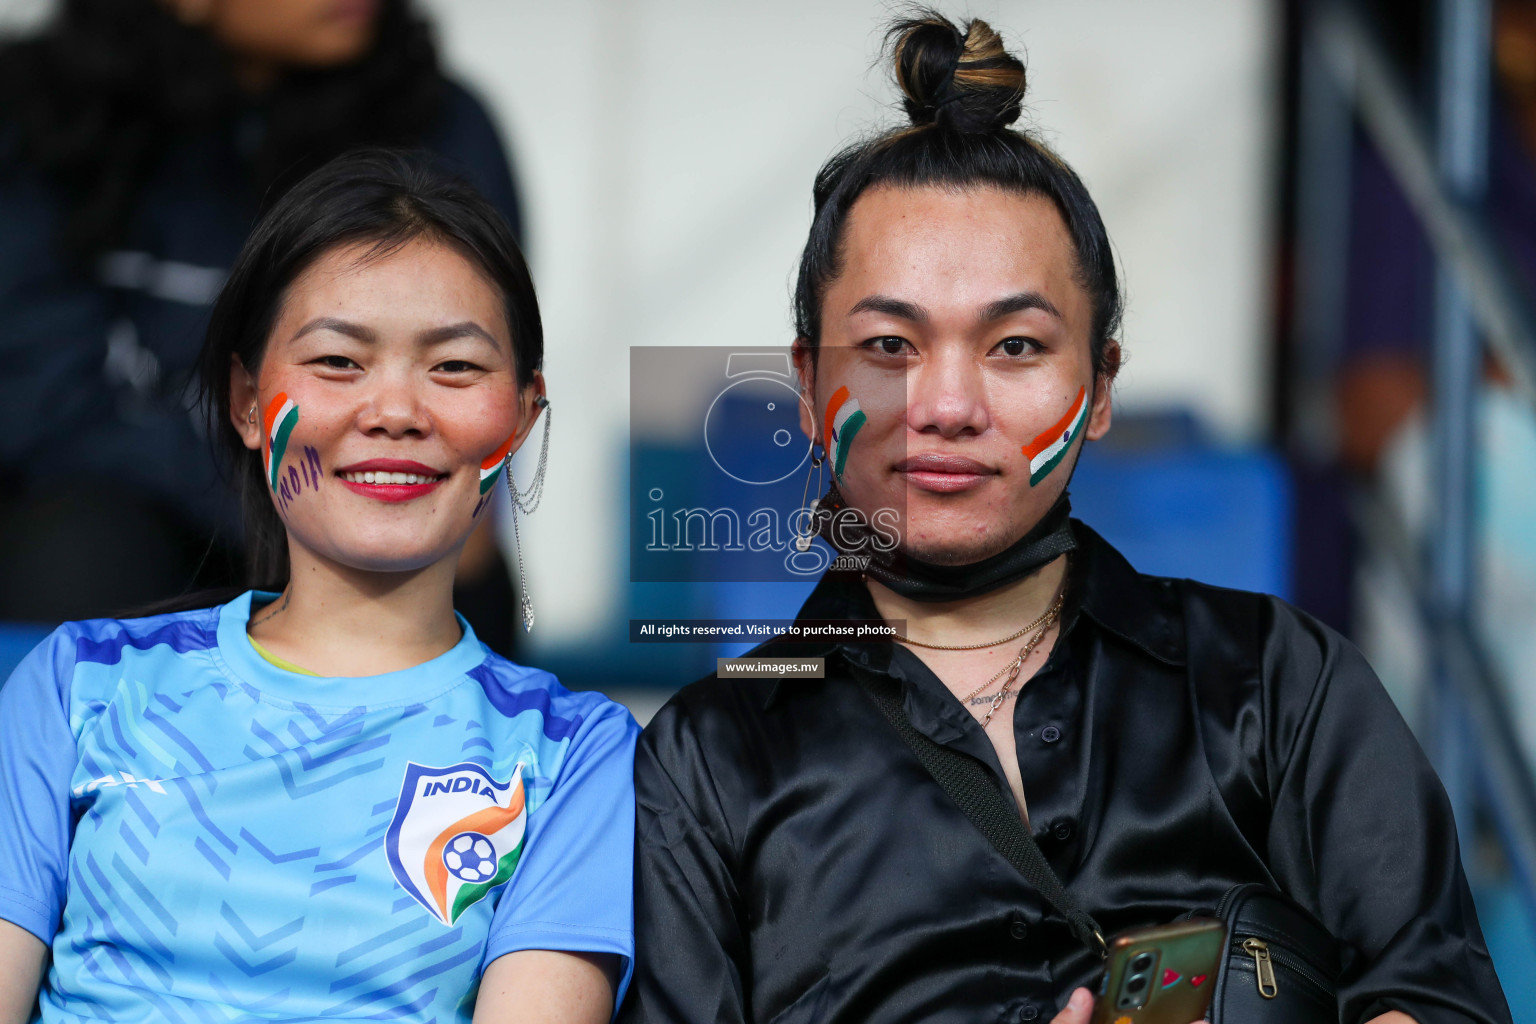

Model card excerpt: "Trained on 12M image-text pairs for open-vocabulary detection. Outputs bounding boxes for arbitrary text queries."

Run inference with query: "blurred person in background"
[1331,0,1536,759]
[0,0,522,653]
[622,11,1510,1024]
[0,151,634,1023]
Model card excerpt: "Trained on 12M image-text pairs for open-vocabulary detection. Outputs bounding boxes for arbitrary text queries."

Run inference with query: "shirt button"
[1053,821,1074,841]
[1009,915,1028,940]
[1041,725,1062,743]
[1020,1006,1041,1022]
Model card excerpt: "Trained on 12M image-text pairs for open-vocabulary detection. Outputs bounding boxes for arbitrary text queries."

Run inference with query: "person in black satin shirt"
[618,12,1511,1024]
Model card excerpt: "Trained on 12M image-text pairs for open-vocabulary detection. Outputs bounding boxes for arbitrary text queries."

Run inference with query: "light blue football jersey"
[0,592,637,1022]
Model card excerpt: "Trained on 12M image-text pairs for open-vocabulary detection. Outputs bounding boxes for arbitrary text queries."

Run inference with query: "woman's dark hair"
[200,148,542,589]
[795,10,1124,384]
[0,0,442,261]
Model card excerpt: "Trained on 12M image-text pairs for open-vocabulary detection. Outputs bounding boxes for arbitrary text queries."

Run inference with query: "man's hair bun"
[890,11,1025,133]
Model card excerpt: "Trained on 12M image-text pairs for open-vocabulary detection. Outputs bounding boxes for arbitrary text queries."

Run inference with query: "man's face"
[797,184,1111,565]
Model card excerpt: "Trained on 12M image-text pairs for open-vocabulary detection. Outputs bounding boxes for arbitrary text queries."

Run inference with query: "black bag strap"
[854,668,1108,960]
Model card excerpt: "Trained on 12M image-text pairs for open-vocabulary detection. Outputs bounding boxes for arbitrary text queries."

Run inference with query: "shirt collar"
[763,519,1185,708]
[1070,521,1187,667]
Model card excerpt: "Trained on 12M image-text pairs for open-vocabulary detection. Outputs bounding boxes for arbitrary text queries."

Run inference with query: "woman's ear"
[230,357,263,451]
[1085,342,1118,442]
[509,370,548,454]
[792,338,818,445]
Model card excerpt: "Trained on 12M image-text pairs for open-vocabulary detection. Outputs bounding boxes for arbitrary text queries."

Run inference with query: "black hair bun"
[889,11,1025,133]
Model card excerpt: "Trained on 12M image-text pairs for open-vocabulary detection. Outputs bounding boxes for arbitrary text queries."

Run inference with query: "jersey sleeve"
[0,627,80,943]
[483,698,639,1006]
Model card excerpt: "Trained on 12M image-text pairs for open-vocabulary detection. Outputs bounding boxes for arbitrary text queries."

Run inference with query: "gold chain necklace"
[969,596,1064,727]
[955,590,1066,703]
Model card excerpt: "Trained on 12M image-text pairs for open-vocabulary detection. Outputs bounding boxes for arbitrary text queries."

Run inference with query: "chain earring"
[505,396,551,631]
[793,443,826,553]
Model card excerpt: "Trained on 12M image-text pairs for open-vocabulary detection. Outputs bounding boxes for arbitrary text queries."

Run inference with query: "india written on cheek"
[473,434,516,518]
[824,385,866,479]
[1022,385,1088,486]
[275,446,324,513]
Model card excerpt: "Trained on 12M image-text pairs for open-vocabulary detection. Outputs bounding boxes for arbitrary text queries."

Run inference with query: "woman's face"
[185,0,380,70]
[797,184,1112,566]
[231,237,542,576]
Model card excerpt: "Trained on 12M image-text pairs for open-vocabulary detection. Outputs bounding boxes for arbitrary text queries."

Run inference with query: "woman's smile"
[335,458,451,502]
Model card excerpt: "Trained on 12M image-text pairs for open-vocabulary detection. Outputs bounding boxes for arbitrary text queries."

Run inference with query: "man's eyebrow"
[292,316,378,343]
[848,295,928,323]
[418,321,499,346]
[979,292,1063,323]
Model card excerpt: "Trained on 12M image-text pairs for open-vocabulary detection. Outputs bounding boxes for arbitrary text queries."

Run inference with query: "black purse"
[854,669,1343,1023]
[1204,883,1341,1023]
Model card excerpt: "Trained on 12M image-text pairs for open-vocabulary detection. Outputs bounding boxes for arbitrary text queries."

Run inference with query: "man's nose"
[907,349,990,437]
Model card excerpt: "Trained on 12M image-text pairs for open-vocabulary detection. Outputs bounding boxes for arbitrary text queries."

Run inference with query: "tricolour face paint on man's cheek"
[473,433,516,517]
[1022,385,1087,486]
[824,385,867,480]
[263,392,299,491]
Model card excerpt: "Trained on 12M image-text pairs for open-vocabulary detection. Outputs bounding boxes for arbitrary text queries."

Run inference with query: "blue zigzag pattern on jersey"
[315,834,383,872]
[309,875,355,896]
[170,777,238,853]
[106,700,140,758]
[110,852,176,934]
[220,902,303,949]
[74,613,218,667]
[334,917,430,967]
[208,973,291,1014]
[323,929,482,1015]
[246,712,391,800]
[69,853,175,989]
[328,930,460,992]
[144,705,218,774]
[239,828,319,864]
[467,662,584,740]
[118,820,150,864]
[213,903,303,982]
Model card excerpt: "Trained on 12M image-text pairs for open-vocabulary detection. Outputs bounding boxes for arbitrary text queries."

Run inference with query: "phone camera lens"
[1130,953,1154,972]
[1126,974,1148,994]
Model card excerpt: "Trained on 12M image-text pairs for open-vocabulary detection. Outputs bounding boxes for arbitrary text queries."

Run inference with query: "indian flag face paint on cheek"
[479,434,515,495]
[824,385,867,480]
[262,393,299,492]
[1022,385,1088,487]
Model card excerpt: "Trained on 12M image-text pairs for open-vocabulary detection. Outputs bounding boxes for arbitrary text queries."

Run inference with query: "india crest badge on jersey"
[386,761,528,926]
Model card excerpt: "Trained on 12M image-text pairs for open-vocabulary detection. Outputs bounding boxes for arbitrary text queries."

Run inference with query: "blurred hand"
[1051,988,1094,1024]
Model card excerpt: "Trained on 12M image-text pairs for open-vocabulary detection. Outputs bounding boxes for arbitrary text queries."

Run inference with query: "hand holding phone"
[1086,918,1227,1024]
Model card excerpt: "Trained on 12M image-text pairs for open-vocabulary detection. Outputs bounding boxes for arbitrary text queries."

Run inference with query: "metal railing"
[1295,0,1536,931]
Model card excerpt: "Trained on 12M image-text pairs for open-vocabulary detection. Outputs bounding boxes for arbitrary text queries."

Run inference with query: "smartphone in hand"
[1087,918,1227,1024]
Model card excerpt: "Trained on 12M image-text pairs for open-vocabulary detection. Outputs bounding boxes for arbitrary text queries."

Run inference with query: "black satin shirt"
[619,524,1510,1024]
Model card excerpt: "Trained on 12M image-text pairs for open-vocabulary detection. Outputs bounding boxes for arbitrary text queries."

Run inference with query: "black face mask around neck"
[813,484,1076,603]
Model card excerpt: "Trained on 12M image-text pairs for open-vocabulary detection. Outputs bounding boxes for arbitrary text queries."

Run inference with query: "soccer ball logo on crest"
[444,832,499,883]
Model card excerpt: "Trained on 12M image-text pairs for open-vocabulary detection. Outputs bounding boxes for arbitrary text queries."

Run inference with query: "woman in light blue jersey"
[0,149,636,1023]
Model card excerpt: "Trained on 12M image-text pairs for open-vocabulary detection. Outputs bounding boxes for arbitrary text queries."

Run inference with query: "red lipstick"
[335,459,448,503]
